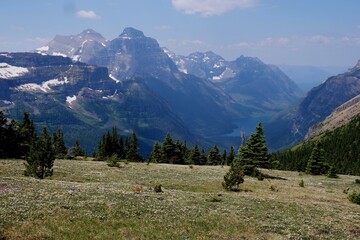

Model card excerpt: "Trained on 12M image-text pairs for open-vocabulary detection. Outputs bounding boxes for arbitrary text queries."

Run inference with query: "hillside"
[271,115,360,175]
[1,159,360,239]
[306,94,360,139]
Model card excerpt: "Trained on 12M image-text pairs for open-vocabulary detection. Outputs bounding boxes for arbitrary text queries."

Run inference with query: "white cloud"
[76,10,100,19]
[171,0,259,16]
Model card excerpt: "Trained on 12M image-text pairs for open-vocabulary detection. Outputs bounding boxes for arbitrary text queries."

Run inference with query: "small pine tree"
[147,142,163,163]
[306,142,325,175]
[70,140,85,157]
[24,127,55,179]
[223,159,244,191]
[188,144,201,165]
[207,145,222,165]
[327,165,338,178]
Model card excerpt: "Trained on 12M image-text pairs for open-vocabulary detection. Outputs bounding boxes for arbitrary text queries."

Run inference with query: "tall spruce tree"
[227,146,235,166]
[18,112,36,158]
[24,127,55,179]
[126,132,142,162]
[238,122,269,175]
[162,132,175,163]
[306,142,325,175]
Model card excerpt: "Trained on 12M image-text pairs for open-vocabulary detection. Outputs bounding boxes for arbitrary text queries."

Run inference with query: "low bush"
[348,191,360,204]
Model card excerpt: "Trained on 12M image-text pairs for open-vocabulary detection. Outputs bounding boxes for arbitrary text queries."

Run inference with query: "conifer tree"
[18,112,36,158]
[188,144,201,165]
[238,145,255,175]
[52,129,67,158]
[126,132,142,162]
[327,165,338,178]
[246,123,269,169]
[199,148,207,165]
[147,142,163,163]
[162,132,175,163]
[227,146,235,166]
[70,140,85,157]
[207,145,222,165]
[0,111,7,157]
[306,142,325,175]
[223,158,244,191]
[24,127,55,179]
[221,149,227,166]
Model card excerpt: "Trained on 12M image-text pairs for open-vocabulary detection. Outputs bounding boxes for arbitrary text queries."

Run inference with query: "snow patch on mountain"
[0,63,29,79]
[109,74,121,83]
[37,46,49,52]
[53,52,67,57]
[16,78,69,93]
[66,95,77,109]
[16,83,46,92]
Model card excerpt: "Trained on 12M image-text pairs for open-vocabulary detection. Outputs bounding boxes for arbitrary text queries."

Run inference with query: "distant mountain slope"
[306,94,360,139]
[166,50,303,114]
[266,60,360,150]
[0,52,196,154]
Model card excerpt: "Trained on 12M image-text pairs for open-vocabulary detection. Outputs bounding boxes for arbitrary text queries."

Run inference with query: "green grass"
[1,159,360,239]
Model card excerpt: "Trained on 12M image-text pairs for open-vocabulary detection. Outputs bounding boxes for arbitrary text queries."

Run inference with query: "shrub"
[223,161,244,191]
[269,185,278,192]
[299,179,305,187]
[154,184,163,193]
[107,155,121,168]
[207,195,222,202]
[348,191,360,204]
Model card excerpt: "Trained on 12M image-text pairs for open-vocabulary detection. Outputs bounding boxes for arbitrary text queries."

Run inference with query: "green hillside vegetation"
[271,115,360,175]
[1,160,360,239]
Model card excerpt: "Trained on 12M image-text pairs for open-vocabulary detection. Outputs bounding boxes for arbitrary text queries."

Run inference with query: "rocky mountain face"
[306,94,360,139]
[0,52,195,153]
[266,60,360,149]
[36,28,247,137]
[166,50,303,113]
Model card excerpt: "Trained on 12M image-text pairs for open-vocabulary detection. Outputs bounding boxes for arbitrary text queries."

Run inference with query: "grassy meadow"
[1,159,360,239]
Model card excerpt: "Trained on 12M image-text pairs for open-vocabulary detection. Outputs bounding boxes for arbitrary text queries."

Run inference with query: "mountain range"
[4,27,355,154]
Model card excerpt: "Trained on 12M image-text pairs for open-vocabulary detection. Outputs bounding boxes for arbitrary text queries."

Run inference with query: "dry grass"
[1,159,360,239]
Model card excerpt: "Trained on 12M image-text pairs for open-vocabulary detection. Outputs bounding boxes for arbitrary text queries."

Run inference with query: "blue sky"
[1,0,360,67]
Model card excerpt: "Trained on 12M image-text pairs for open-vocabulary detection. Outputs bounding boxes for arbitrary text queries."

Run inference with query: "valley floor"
[0,159,360,239]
